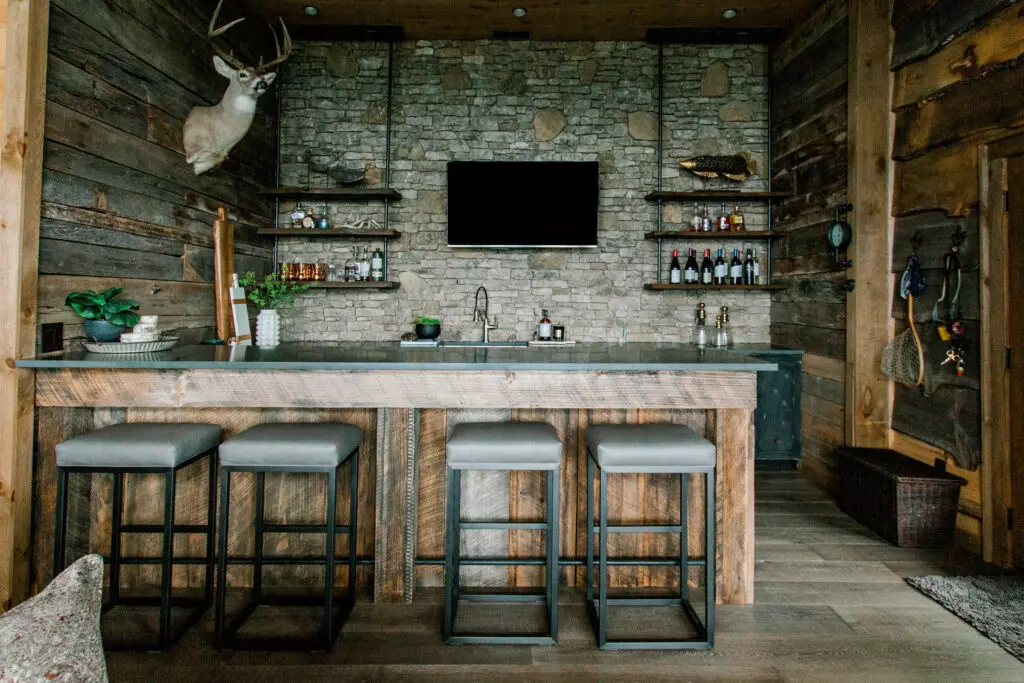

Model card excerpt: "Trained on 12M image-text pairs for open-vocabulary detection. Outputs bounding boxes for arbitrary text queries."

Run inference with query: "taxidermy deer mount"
[184,0,292,175]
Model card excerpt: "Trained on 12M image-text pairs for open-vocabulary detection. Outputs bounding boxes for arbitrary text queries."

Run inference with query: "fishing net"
[881,295,925,387]
[881,255,926,388]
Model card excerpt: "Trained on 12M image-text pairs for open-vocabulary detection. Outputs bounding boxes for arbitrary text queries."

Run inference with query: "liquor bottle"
[699,248,714,285]
[670,249,682,284]
[713,248,728,285]
[730,205,745,232]
[730,248,744,285]
[690,203,702,232]
[714,314,729,348]
[684,248,699,284]
[743,249,755,285]
[359,247,370,281]
[539,309,553,341]
[717,203,731,231]
[720,305,732,347]
[301,207,317,229]
[371,246,384,281]
[317,205,330,230]
[753,254,762,285]
[693,303,709,347]
[701,205,713,232]
[290,202,305,229]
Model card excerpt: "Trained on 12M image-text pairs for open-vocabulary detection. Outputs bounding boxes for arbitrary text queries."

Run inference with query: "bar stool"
[53,422,221,650]
[584,423,716,650]
[215,423,361,651]
[444,421,561,645]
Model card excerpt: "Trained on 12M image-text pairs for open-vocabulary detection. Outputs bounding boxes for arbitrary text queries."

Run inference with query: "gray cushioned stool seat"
[219,423,362,468]
[56,422,221,469]
[586,424,716,473]
[447,422,562,471]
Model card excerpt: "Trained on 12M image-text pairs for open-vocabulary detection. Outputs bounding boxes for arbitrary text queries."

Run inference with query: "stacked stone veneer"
[277,40,770,342]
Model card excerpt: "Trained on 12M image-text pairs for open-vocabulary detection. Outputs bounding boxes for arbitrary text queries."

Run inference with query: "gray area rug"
[907,575,1024,662]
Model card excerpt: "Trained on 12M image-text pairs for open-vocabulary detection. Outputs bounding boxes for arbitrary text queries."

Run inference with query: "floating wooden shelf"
[645,191,792,202]
[644,230,783,240]
[644,283,788,292]
[305,280,400,290]
[258,227,401,238]
[259,187,402,201]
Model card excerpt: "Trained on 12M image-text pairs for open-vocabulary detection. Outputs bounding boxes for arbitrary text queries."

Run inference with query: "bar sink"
[440,341,529,349]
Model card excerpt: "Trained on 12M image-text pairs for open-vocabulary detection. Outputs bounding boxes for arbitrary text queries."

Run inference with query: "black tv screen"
[447,161,599,248]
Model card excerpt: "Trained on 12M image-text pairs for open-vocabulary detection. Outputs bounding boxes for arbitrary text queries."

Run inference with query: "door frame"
[978,133,1024,566]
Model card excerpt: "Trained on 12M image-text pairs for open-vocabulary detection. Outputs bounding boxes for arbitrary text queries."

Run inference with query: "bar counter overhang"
[17,342,780,606]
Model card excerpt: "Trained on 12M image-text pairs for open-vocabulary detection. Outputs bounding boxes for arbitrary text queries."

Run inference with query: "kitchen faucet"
[473,286,498,342]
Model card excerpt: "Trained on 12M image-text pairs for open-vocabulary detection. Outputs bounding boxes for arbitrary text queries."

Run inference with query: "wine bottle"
[718,202,731,231]
[730,205,745,232]
[700,248,714,285]
[701,205,713,232]
[743,249,755,285]
[730,248,743,285]
[371,246,384,281]
[714,248,728,285]
[753,255,761,284]
[670,248,682,284]
[684,248,699,284]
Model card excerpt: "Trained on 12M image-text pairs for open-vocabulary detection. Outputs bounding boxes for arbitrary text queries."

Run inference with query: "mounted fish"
[184,0,292,175]
[679,154,754,182]
[305,151,372,187]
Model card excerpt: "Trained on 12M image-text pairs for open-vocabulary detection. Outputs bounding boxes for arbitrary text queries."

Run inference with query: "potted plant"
[65,288,142,342]
[238,271,309,347]
[414,315,441,340]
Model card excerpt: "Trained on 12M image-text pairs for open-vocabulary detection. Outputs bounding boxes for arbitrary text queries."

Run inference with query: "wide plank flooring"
[106,473,1023,682]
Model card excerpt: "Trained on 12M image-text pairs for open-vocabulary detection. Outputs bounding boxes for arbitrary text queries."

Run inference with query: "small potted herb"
[65,288,142,342]
[414,315,441,340]
[238,271,309,347]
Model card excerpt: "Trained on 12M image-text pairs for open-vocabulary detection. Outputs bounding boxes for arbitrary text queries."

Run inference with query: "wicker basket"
[835,447,965,547]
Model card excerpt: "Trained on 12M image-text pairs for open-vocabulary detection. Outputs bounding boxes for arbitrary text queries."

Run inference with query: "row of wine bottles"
[669,248,761,286]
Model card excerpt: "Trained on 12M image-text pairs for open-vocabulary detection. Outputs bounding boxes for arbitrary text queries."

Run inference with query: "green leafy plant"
[414,316,441,325]
[64,288,141,327]
[239,271,309,310]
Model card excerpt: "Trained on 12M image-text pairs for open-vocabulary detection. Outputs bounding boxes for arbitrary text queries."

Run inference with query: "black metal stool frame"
[584,449,715,650]
[443,465,560,645]
[53,447,218,651]
[214,449,359,651]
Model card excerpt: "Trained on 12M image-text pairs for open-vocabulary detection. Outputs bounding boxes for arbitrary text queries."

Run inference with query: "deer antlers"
[207,0,292,74]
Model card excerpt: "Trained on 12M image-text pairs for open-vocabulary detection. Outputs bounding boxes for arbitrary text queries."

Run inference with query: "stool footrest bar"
[458,521,548,530]
[120,524,210,534]
[591,524,684,533]
[458,593,548,604]
[260,524,353,534]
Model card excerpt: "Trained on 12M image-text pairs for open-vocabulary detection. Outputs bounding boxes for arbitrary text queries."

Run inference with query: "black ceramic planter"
[415,323,441,340]
[84,319,126,342]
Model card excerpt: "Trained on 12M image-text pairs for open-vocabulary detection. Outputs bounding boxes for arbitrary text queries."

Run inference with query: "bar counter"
[19,343,778,606]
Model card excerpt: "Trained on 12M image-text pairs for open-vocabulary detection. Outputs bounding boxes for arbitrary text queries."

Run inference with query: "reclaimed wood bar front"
[19,343,774,606]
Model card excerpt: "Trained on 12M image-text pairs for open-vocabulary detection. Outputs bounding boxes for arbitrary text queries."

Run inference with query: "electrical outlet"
[41,323,64,353]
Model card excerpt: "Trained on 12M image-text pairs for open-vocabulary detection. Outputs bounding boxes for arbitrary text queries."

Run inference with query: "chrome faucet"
[473,285,498,342]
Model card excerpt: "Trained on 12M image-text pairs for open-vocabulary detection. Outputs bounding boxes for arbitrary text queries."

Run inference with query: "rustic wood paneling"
[770,0,849,479]
[40,0,276,347]
[890,0,1012,70]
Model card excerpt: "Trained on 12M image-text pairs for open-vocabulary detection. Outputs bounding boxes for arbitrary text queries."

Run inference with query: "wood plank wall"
[887,0,1024,554]
[769,0,849,491]
[39,0,276,346]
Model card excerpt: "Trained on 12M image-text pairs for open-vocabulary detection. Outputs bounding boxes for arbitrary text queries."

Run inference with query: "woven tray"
[83,336,180,354]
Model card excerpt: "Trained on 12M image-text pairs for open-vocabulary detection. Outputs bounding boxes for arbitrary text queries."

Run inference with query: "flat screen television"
[447,161,599,248]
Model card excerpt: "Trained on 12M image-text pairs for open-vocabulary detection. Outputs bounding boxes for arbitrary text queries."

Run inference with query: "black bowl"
[415,323,441,340]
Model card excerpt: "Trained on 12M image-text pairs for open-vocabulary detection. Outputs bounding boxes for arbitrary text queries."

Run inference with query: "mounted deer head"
[184,0,292,175]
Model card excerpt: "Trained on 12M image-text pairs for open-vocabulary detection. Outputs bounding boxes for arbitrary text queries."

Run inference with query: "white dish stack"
[121,315,160,343]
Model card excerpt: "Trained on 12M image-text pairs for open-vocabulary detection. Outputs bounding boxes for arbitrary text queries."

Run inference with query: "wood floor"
[105,472,1023,682]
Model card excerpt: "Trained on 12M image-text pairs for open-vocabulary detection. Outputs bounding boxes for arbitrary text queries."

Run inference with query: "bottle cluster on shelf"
[669,247,762,286]
[280,245,385,283]
[687,202,746,232]
[288,201,332,230]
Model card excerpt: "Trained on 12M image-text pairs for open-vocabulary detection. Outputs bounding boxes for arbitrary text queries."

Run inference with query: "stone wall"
[277,40,771,342]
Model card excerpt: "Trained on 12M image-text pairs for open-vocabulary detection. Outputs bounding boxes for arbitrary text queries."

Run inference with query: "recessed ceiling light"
[722,9,738,19]
[303,5,319,16]
[512,8,527,18]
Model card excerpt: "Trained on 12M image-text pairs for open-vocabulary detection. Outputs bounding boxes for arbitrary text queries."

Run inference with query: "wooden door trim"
[978,134,1019,566]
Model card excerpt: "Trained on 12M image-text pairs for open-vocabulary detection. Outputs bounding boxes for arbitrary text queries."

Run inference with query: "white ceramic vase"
[255,309,280,347]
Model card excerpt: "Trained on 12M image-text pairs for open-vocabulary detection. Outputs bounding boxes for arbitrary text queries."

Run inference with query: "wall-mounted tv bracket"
[827,203,855,292]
